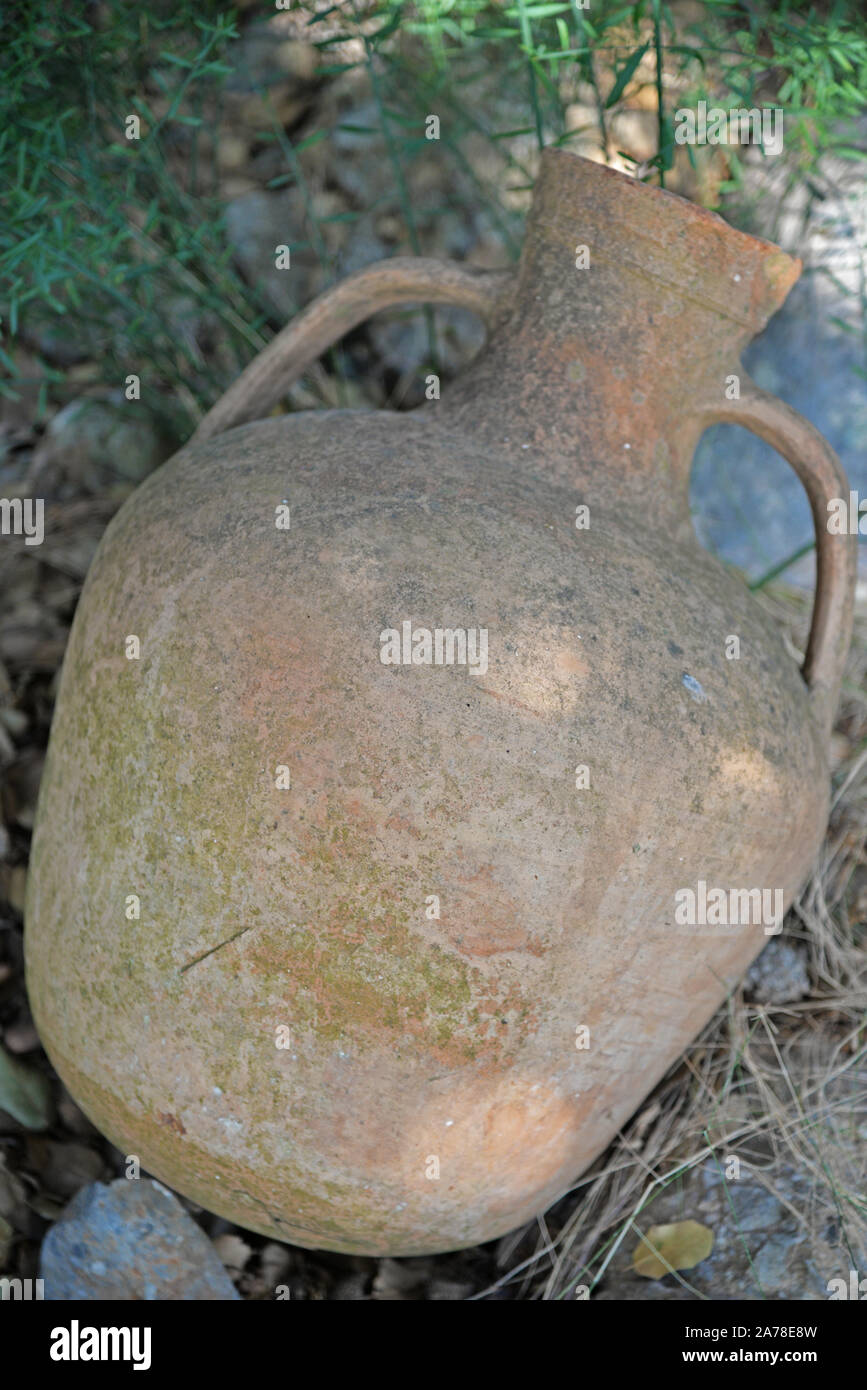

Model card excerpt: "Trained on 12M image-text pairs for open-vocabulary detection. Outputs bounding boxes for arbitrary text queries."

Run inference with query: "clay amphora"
[25,151,856,1255]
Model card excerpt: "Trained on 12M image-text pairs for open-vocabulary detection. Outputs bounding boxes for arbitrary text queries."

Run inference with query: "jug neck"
[439,151,800,529]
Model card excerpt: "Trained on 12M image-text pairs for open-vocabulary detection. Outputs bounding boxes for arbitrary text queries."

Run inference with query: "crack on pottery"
[180,927,253,975]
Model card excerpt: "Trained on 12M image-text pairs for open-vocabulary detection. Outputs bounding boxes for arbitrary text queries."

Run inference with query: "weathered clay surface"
[24,152,854,1255]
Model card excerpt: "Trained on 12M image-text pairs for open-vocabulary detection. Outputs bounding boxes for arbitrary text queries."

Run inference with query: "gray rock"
[40,1178,240,1300]
[335,230,391,280]
[726,1183,784,1233]
[31,397,175,495]
[225,25,318,96]
[426,1278,475,1300]
[752,1235,797,1293]
[368,305,487,391]
[331,103,391,205]
[594,1158,838,1300]
[224,189,315,321]
[332,1272,370,1300]
[745,937,811,1004]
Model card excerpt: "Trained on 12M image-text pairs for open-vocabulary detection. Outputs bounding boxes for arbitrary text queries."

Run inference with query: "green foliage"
[1,0,866,432]
[0,2,244,428]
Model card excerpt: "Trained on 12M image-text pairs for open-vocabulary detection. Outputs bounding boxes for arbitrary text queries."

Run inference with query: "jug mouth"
[533,147,801,330]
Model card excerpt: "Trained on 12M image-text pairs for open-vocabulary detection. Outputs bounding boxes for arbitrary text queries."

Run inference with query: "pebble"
[3,1017,40,1054]
[40,1178,240,1300]
[745,938,811,1004]
[752,1236,797,1293]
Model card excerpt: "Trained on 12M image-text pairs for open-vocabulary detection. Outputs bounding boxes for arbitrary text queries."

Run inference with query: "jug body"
[25,404,831,1254]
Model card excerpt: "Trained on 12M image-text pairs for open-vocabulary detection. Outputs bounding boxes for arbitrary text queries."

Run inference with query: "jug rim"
[535,146,801,329]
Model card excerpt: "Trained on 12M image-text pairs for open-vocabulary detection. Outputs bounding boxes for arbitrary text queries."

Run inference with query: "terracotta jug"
[25,150,856,1256]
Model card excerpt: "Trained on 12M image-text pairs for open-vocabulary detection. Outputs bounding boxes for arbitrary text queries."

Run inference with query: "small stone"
[0,707,28,737]
[727,1184,783,1233]
[275,41,318,83]
[219,177,259,201]
[372,1257,429,1300]
[427,1278,474,1300]
[333,1272,369,1300]
[217,135,249,172]
[752,1234,799,1293]
[224,189,313,321]
[259,1241,291,1288]
[564,103,599,136]
[40,1179,240,1300]
[6,865,27,914]
[212,1231,252,1275]
[28,1137,105,1197]
[375,213,403,243]
[31,1192,69,1221]
[3,1016,40,1054]
[240,89,306,131]
[745,938,810,1004]
[609,109,658,163]
[57,1088,100,1137]
[32,397,175,493]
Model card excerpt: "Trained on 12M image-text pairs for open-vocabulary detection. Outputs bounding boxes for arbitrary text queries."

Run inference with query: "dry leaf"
[26,1137,105,1197]
[212,1232,252,1276]
[632,1219,714,1279]
[0,1045,53,1129]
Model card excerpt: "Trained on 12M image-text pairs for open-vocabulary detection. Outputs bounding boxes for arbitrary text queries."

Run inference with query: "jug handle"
[696,379,857,739]
[193,257,513,445]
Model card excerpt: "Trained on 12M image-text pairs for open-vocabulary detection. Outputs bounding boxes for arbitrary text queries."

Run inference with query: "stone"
[224,189,314,321]
[30,397,175,496]
[217,135,249,172]
[752,1236,798,1293]
[427,1278,475,1300]
[745,938,811,1004]
[3,1016,40,1054]
[40,1179,240,1300]
[726,1184,784,1233]
[594,1157,847,1300]
[27,1138,106,1198]
[275,41,318,83]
